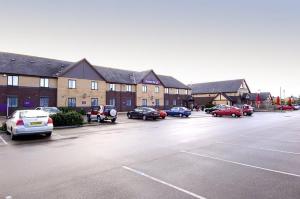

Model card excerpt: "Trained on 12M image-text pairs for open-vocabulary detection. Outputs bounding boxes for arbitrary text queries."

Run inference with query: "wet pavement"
[0,111,300,199]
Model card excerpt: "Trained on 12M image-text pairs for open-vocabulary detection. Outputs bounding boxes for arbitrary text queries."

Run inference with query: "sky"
[0,0,299,97]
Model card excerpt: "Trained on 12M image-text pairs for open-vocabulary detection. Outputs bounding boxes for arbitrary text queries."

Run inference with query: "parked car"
[158,110,167,119]
[205,104,229,114]
[86,105,117,123]
[241,104,254,116]
[6,110,53,140]
[292,104,300,110]
[166,107,191,117]
[212,107,242,117]
[35,107,61,115]
[127,107,160,120]
[276,105,295,111]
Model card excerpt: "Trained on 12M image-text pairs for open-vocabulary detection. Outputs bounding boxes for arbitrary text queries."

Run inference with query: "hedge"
[50,111,84,127]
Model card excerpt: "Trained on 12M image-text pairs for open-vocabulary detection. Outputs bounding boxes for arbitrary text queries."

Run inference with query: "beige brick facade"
[136,84,164,106]
[0,74,57,88]
[57,77,106,107]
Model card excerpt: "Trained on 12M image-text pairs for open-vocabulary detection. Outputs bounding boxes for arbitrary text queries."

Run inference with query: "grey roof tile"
[190,79,245,94]
[158,75,189,89]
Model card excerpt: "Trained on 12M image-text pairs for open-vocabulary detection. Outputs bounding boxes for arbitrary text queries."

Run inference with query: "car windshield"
[20,110,48,118]
[43,107,59,113]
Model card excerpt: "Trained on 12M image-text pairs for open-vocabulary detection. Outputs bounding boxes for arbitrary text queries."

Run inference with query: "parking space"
[1,111,300,199]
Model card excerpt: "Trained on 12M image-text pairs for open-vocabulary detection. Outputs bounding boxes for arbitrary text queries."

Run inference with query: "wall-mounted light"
[2,74,7,77]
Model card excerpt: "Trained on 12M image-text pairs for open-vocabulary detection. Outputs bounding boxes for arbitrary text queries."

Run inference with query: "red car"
[212,107,242,117]
[242,105,254,116]
[158,110,167,119]
[277,105,294,111]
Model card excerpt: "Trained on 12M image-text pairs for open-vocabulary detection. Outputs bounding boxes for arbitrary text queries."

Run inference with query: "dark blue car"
[166,107,191,117]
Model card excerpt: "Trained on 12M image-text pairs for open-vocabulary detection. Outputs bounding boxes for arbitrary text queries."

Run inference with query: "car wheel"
[231,113,236,117]
[127,114,132,119]
[142,115,147,121]
[243,112,247,116]
[87,116,91,123]
[111,118,116,123]
[162,116,165,119]
[179,113,183,117]
[213,113,217,117]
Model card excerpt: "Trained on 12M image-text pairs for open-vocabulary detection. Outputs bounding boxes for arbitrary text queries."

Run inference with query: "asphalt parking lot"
[0,111,300,199]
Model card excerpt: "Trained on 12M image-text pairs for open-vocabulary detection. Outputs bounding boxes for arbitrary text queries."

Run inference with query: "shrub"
[205,104,215,108]
[59,107,74,113]
[51,111,84,127]
[0,122,7,132]
[78,108,86,115]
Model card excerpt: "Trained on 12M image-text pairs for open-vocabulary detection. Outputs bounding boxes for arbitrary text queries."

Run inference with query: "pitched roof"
[0,52,189,89]
[0,52,72,77]
[190,79,245,94]
[158,75,190,89]
[243,92,272,101]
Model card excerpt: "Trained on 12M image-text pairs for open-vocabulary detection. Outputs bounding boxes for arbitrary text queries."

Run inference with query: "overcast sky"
[0,0,299,97]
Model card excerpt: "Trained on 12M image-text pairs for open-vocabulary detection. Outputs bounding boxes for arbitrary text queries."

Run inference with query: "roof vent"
[10,58,16,61]
[29,61,35,63]
[47,62,51,65]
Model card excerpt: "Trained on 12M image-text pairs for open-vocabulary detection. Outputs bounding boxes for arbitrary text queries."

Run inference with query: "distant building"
[243,92,273,107]
[190,79,251,106]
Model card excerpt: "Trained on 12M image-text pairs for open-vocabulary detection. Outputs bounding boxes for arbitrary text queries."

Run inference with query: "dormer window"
[7,75,19,86]
[40,78,49,87]
[109,84,116,91]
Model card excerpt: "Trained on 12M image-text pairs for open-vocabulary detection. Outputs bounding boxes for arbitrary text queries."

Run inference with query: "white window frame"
[40,97,49,107]
[155,99,160,106]
[7,96,18,107]
[7,75,19,86]
[68,80,76,89]
[91,98,99,106]
[176,89,179,95]
[142,85,147,93]
[126,85,132,92]
[164,88,169,94]
[155,86,159,93]
[91,81,98,90]
[68,98,76,107]
[142,99,147,106]
[109,84,116,91]
[40,78,49,88]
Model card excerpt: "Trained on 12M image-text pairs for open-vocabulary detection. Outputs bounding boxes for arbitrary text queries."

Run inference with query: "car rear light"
[48,118,53,124]
[16,119,24,126]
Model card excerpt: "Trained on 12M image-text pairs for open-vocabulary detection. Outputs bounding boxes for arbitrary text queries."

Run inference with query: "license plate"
[30,122,42,126]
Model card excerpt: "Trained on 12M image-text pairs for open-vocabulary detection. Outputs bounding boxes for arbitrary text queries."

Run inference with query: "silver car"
[6,110,53,140]
[35,107,61,115]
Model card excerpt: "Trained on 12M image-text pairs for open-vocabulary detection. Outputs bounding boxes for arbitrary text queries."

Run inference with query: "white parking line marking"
[238,135,300,143]
[216,141,300,155]
[122,166,207,199]
[0,135,8,145]
[181,151,300,178]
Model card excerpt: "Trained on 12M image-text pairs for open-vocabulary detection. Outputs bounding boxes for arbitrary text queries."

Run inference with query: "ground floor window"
[7,96,18,107]
[68,98,76,107]
[40,97,49,107]
[142,99,147,107]
[155,99,160,106]
[91,98,98,106]
[165,99,169,106]
[109,98,116,106]
[126,99,132,106]
[173,99,177,106]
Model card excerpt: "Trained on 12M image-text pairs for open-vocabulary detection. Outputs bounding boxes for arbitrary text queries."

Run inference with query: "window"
[142,99,147,106]
[165,88,169,94]
[155,99,160,106]
[155,86,159,93]
[7,75,18,86]
[7,96,18,107]
[142,85,147,93]
[109,98,116,106]
[126,99,132,106]
[68,80,76,89]
[176,89,179,94]
[126,85,132,92]
[165,99,169,106]
[40,97,49,107]
[185,89,189,95]
[109,84,116,91]
[40,78,49,87]
[91,98,98,106]
[68,98,76,107]
[91,81,98,90]
[173,99,177,106]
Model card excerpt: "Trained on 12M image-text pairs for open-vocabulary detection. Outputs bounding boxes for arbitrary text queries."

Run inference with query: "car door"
[131,108,139,118]
[172,107,178,116]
